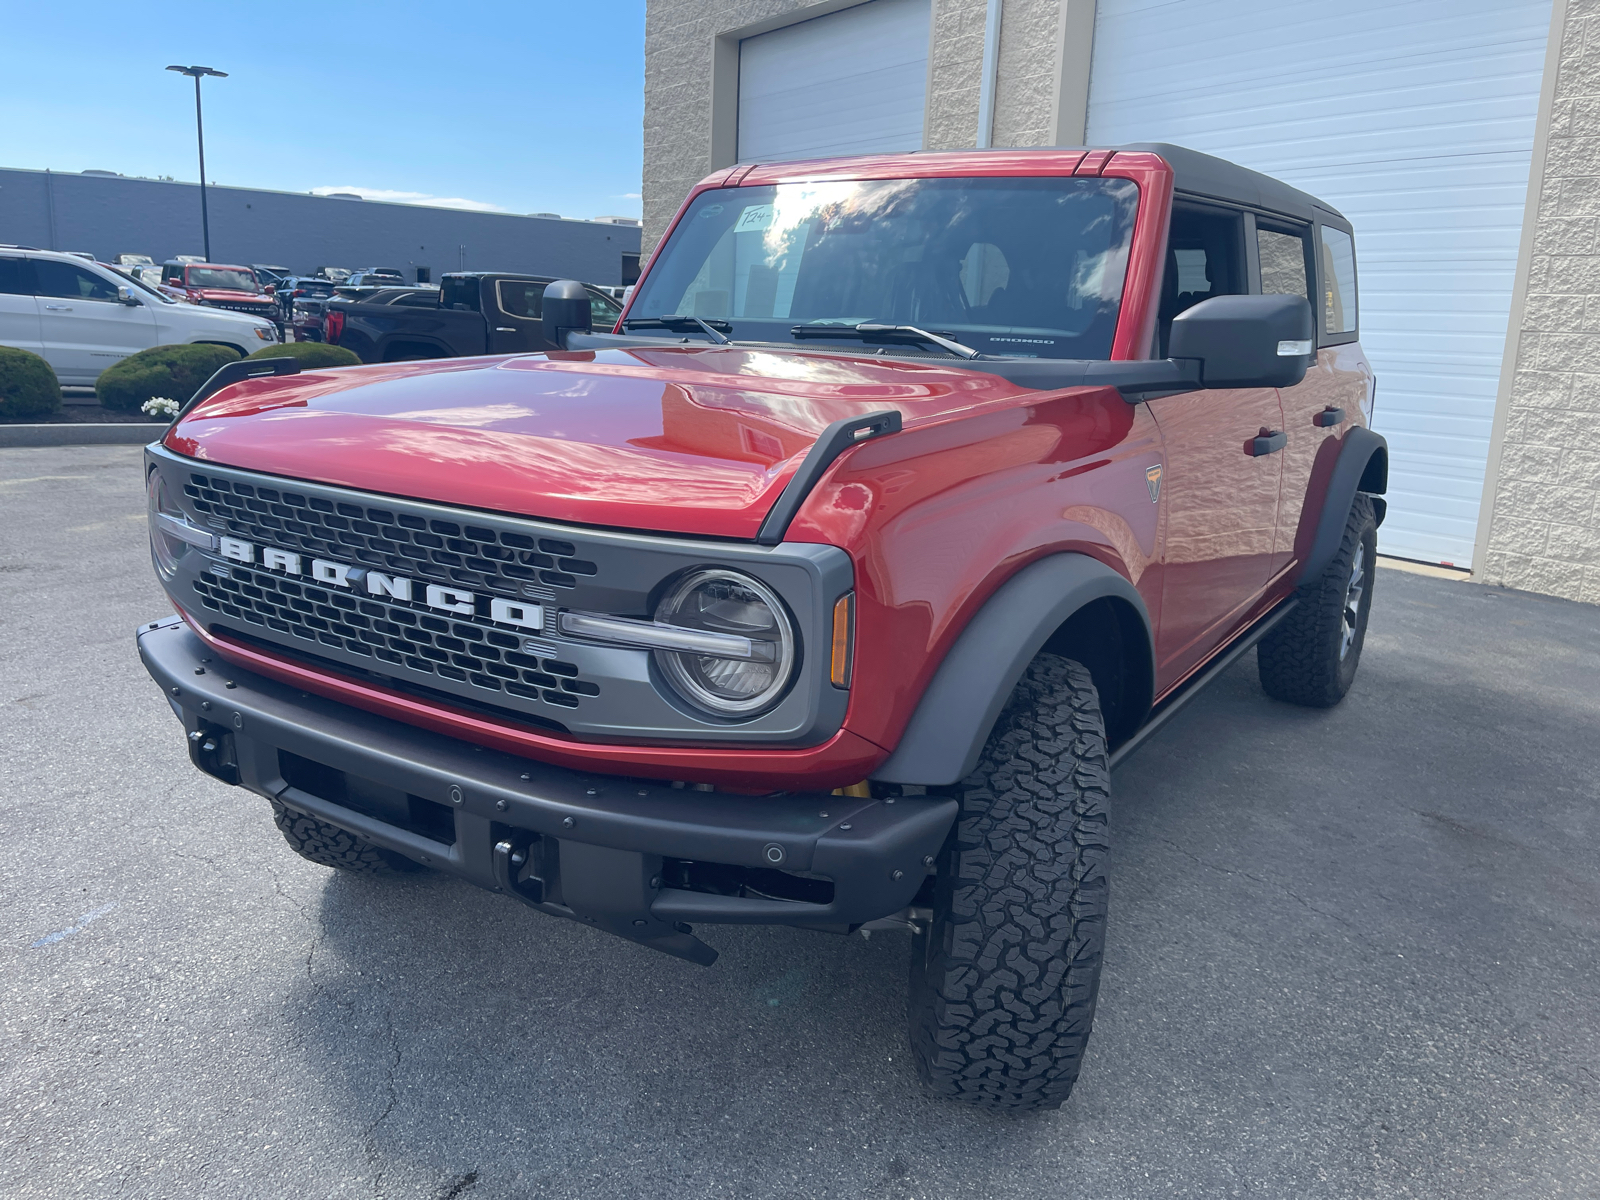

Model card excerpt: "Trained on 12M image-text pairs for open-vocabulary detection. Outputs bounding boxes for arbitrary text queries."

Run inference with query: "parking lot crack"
[1155,835,1368,939]
[361,1007,404,1198]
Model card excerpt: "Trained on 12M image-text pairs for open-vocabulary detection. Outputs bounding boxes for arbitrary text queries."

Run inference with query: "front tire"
[269,800,421,874]
[1257,493,1378,707]
[908,653,1110,1110]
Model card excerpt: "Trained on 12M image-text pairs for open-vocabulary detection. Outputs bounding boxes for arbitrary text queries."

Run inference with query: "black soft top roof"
[1121,142,1347,226]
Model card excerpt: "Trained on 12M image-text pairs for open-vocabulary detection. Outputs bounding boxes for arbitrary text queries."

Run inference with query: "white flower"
[141,396,180,419]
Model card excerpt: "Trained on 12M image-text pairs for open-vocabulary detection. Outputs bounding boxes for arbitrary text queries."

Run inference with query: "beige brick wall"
[644,0,1067,250]
[1482,0,1600,605]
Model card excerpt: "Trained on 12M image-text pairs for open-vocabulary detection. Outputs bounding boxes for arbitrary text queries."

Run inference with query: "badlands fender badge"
[1145,463,1164,503]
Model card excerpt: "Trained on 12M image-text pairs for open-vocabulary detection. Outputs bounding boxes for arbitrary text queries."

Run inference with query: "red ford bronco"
[138,144,1385,1110]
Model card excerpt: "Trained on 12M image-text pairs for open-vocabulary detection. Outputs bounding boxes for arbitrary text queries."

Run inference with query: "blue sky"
[0,0,646,219]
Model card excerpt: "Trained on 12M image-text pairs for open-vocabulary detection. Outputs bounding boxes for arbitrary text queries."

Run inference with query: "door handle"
[494,327,516,333]
[43,304,72,311]
[1313,407,1345,427]
[1248,429,1288,456]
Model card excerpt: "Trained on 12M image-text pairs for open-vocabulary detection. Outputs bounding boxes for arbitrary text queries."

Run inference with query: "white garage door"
[1086,0,1552,567]
[738,0,931,163]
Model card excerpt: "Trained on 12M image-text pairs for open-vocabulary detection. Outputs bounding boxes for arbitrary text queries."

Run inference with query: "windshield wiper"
[621,316,731,344]
[789,322,983,360]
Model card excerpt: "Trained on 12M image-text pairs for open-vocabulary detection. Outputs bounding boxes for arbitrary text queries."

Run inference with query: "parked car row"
[0,246,279,384]
[0,247,627,378]
[319,272,622,361]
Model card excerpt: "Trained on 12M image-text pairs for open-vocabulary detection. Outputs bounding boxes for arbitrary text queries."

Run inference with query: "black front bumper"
[137,617,955,964]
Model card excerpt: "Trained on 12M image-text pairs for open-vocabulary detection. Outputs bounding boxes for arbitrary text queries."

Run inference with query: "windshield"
[118,268,178,305]
[628,176,1140,360]
[187,267,259,291]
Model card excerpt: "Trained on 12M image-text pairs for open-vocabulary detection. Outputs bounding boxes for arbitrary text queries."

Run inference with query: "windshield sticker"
[734,205,774,234]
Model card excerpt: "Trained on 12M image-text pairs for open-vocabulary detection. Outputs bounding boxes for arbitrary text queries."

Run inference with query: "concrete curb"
[0,424,163,448]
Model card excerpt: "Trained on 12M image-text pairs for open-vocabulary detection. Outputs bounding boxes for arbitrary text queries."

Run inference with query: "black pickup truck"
[326,272,623,363]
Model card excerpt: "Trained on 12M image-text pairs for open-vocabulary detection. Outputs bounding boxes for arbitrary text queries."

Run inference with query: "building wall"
[642,0,1068,251]
[0,169,640,285]
[643,0,820,253]
[1481,0,1600,604]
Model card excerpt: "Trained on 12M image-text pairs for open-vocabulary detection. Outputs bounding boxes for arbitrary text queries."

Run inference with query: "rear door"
[1273,219,1374,577]
[488,277,551,354]
[488,279,621,354]
[33,258,158,383]
[1147,202,1287,689]
[0,256,43,357]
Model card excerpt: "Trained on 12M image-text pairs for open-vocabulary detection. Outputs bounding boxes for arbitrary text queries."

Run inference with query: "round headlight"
[653,569,797,717]
[147,471,186,580]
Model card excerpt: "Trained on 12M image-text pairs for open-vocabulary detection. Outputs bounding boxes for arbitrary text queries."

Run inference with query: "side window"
[1318,226,1357,335]
[496,281,543,319]
[589,292,621,329]
[34,260,121,302]
[1257,226,1310,302]
[441,277,480,312]
[0,257,34,295]
[1158,204,1247,355]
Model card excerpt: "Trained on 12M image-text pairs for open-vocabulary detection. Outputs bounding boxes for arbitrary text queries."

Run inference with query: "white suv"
[0,248,279,385]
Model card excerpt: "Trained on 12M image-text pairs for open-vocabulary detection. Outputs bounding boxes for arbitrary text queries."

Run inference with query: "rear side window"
[1319,226,1357,335]
[1257,226,1310,301]
[0,257,33,295]
[497,280,544,319]
[441,277,480,312]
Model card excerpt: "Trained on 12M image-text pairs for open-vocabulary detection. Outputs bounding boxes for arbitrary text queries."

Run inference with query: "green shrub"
[96,343,242,413]
[0,347,62,420]
[246,341,361,368]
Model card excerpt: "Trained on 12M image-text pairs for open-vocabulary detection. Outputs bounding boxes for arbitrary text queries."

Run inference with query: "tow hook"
[492,835,547,904]
[186,719,239,785]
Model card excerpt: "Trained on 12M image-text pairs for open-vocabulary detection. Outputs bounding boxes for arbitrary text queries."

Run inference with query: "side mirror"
[1168,293,1314,390]
[117,285,141,306]
[540,279,592,349]
[264,284,276,296]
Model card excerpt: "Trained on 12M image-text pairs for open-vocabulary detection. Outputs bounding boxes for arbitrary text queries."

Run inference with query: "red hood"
[163,346,1042,538]
[192,287,271,302]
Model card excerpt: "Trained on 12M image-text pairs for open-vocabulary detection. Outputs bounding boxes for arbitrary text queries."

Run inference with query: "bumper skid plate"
[138,617,957,965]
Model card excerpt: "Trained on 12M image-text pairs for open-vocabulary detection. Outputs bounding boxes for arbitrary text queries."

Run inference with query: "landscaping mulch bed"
[1,396,158,425]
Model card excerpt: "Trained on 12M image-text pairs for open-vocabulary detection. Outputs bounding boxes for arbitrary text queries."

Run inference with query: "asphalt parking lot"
[4,444,1598,1199]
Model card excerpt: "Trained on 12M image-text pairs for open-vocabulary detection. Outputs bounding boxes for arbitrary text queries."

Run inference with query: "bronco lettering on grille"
[213,536,544,631]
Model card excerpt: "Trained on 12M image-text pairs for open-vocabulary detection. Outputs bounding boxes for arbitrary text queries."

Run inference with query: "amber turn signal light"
[830,592,854,687]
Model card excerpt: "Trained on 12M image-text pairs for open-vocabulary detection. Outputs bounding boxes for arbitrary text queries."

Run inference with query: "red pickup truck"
[138,143,1384,1110]
[158,261,280,324]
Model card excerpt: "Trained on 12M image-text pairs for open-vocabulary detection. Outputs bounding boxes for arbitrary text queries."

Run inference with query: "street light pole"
[166,64,228,262]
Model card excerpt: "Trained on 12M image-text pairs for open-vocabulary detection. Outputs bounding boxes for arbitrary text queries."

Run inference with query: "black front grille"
[182,472,597,596]
[204,301,275,316]
[190,564,599,710]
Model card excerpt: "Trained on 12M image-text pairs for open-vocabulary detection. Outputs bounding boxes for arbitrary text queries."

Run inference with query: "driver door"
[32,258,156,383]
[1148,204,1285,690]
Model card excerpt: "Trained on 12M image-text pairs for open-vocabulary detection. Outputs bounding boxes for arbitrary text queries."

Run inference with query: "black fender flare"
[870,553,1154,786]
[1297,427,1388,586]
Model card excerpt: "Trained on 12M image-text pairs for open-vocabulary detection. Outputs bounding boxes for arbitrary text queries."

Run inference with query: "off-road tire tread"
[1257,493,1377,708]
[909,653,1110,1110]
[269,800,419,873]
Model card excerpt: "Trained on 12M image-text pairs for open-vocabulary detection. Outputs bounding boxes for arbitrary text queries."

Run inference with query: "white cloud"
[310,186,506,212]
[618,192,641,200]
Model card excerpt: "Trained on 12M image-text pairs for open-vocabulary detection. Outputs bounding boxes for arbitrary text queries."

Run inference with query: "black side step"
[756,410,901,545]
[1108,598,1298,770]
